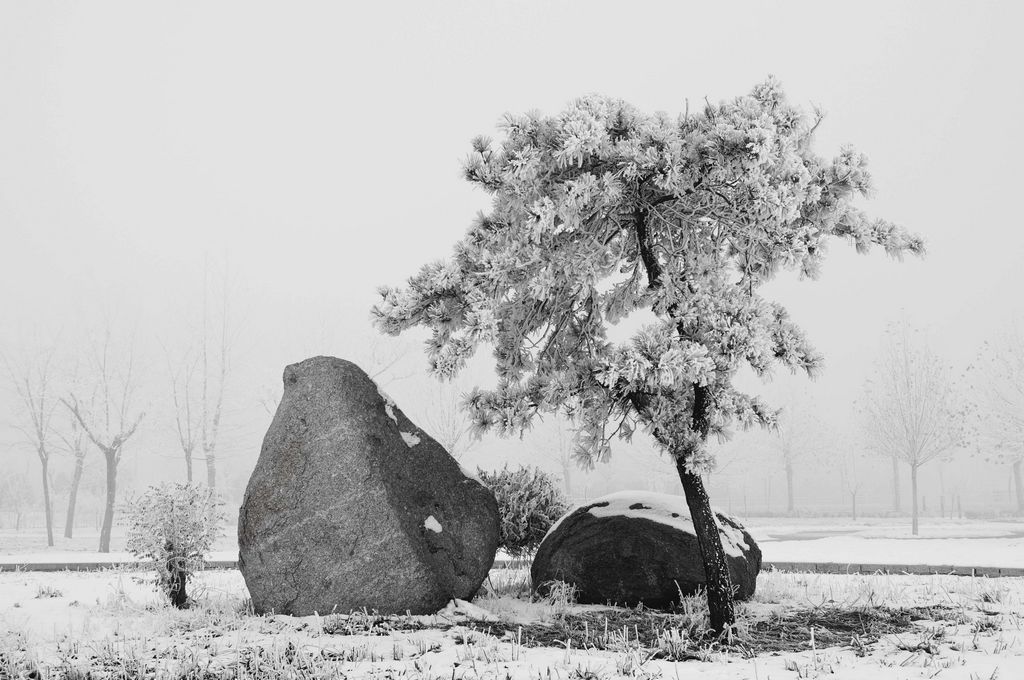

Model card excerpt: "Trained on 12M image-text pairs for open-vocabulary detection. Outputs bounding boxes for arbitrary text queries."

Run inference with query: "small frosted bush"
[123,482,225,608]
[477,465,569,558]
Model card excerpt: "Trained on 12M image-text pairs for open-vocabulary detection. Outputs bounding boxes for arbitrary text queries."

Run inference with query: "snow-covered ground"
[1,567,1022,679]
[3,518,1024,678]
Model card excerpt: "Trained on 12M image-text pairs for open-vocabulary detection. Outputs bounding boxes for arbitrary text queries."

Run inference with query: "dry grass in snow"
[0,566,1022,679]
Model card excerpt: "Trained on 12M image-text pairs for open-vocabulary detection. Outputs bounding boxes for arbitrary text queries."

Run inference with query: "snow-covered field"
[4,518,1023,677]
[1,566,1022,679]
[3,518,1024,678]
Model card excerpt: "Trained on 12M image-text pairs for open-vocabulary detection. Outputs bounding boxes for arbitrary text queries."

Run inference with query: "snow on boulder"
[531,490,761,607]
[238,356,500,616]
[378,386,399,424]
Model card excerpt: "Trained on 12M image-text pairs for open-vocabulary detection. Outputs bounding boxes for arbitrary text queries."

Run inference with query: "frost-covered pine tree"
[373,78,922,633]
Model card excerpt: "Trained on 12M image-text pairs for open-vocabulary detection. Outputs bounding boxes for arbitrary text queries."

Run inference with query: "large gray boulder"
[532,491,760,607]
[238,356,500,615]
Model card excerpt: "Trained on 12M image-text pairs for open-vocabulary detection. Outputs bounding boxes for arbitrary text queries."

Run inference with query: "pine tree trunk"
[1013,458,1023,515]
[675,383,735,636]
[40,456,54,547]
[637,215,734,634]
[785,462,795,515]
[99,451,118,553]
[910,464,919,536]
[65,455,84,538]
[851,492,857,521]
[676,460,734,635]
[185,452,193,483]
[891,456,901,513]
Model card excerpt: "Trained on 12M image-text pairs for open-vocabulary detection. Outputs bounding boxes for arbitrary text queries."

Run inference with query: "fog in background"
[3,2,1023,531]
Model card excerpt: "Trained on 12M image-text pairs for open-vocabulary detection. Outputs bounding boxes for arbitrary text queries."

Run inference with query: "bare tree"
[887,451,902,514]
[418,382,478,460]
[834,436,865,520]
[771,398,823,515]
[62,333,145,552]
[3,349,58,546]
[862,323,964,535]
[57,411,90,538]
[258,329,414,418]
[0,462,34,531]
[169,354,200,483]
[532,418,577,498]
[57,360,95,538]
[968,320,1024,514]
[168,338,227,489]
[168,269,230,489]
[364,333,416,387]
[258,384,280,417]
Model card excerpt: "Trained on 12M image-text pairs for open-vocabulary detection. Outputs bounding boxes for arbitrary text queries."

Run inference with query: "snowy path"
[3,539,1024,575]
[763,535,1024,569]
[5,519,1024,572]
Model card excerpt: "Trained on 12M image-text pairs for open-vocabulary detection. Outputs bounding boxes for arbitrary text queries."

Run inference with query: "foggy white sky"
[2,2,1023,512]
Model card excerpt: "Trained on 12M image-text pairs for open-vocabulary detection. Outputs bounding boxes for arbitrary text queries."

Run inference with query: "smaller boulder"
[531,491,760,607]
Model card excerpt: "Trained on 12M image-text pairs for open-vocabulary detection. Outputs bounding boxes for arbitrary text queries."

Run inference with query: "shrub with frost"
[123,482,225,608]
[477,465,569,557]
